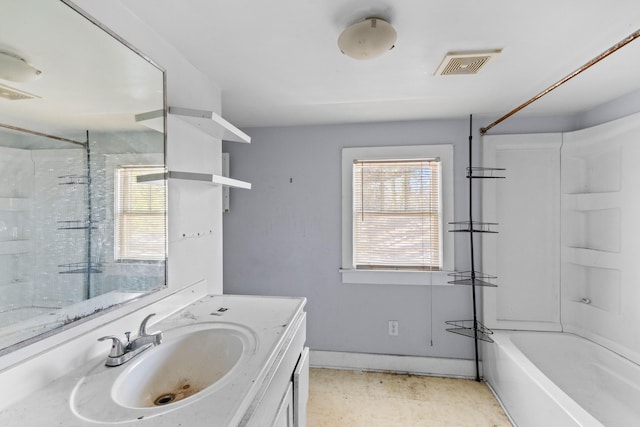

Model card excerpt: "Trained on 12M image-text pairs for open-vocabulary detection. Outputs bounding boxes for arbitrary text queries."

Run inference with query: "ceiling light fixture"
[338,17,397,60]
[0,51,42,82]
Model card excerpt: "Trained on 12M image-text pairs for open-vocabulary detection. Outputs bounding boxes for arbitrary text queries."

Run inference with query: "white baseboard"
[309,350,478,379]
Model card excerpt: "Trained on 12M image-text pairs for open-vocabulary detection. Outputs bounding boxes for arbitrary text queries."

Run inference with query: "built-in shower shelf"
[0,197,30,211]
[448,221,498,234]
[56,220,97,230]
[448,271,497,287]
[466,167,506,179]
[445,319,494,343]
[562,191,621,211]
[0,240,30,255]
[167,106,251,143]
[58,175,88,185]
[562,247,621,269]
[58,262,102,274]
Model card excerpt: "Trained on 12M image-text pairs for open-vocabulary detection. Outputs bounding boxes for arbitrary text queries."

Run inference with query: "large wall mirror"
[0,0,166,354]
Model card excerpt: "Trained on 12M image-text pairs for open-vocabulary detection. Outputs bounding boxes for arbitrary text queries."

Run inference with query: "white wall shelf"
[138,171,251,190]
[135,107,251,143]
[134,109,164,133]
[170,107,250,143]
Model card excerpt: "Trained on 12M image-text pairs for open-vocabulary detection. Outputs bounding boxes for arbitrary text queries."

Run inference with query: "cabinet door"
[273,382,294,427]
[293,347,309,427]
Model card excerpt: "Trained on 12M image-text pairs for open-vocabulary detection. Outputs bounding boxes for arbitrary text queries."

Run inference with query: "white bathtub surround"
[483,112,640,364]
[482,133,563,332]
[0,294,307,426]
[484,331,640,427]
[482,112,640,426]
[560,115,640,364]
[0,147,34,318]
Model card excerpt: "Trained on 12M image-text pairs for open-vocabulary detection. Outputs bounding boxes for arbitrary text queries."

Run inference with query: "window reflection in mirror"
[0,0,166,354]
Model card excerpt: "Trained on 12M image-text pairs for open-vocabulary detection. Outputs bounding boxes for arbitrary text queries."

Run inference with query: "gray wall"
[222,92,640,358]
[576,88,640,129]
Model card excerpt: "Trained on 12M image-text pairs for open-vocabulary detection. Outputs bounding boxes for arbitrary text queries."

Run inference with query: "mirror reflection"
[0,0,166,353]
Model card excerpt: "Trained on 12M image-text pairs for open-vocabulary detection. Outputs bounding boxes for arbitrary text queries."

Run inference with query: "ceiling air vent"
[435,50,502,76]
[0,83,40,101]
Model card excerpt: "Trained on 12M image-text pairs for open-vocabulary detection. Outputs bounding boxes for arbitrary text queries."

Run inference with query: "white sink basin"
[70,322,257,423]
[113,327,244,408]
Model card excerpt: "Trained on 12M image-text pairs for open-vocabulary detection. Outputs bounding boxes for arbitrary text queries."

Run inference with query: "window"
[114,166,167,261]
[354,158,441,270]
[342,145,454,285]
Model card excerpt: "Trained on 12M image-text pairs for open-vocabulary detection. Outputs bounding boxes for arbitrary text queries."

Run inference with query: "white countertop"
[0,294,306,426]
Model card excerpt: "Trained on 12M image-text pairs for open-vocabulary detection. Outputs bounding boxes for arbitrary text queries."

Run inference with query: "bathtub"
[482,331,640,427]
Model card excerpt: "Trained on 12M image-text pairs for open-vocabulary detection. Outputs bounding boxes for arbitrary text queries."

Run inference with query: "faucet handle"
[138,313,156,336]
[98,336,125,357]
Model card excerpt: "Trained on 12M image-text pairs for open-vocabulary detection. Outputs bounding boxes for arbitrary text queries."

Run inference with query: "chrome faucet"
[130,313,164,349]
[98,313,163,367]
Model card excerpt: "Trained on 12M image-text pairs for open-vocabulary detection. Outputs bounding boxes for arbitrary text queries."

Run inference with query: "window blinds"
[353,158,441,270]
[115,166,167,261]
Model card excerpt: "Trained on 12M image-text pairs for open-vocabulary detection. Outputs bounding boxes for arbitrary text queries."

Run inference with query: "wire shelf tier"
[58,175,88,185]
[448,271,497,287]
[58,262,102,274]
[448,221,498,233]
[56,220,97,230]
[466,167,506,179]
[445,320,494,343]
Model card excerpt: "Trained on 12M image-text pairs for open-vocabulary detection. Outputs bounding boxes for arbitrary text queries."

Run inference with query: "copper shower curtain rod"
[480,28,640,135]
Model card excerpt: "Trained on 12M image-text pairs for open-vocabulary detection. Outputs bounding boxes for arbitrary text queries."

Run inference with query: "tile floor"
[307,368,513,427]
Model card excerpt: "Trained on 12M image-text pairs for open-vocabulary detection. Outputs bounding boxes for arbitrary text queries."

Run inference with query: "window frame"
[341,145,454,285]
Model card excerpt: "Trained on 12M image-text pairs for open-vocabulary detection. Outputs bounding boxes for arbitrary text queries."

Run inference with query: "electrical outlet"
[388,320,398,336]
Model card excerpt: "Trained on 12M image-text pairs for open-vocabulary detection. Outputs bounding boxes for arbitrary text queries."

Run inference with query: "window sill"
[340,269,453,286]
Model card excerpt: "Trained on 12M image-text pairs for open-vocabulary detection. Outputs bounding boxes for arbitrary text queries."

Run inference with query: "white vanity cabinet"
[273,383,294,427]
[271,347,309,427]
[243,311,309,427]
[293,347,310,427]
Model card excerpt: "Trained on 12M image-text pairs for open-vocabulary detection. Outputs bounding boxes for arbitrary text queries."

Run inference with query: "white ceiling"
[118,0,640,128]
[1,0,163,142]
